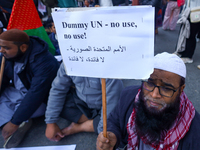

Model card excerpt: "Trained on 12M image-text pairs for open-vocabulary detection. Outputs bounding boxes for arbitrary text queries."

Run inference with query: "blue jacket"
[107,85,200,149]
[0,36,59,125]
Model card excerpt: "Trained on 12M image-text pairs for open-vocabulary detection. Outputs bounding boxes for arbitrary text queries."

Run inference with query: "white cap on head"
[154,52,186,78]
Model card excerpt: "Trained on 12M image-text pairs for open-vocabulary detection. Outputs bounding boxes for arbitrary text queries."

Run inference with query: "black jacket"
[107,86,200,149]
[0,36,59,125]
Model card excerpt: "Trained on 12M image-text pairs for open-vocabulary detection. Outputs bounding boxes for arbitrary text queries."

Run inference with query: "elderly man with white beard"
[96,52,200,150]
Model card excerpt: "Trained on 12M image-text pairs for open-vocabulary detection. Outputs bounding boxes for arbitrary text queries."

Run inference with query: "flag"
[7,0,55,55]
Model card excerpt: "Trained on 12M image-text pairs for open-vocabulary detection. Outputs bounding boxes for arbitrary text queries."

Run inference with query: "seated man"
[45,62,124,141]
[96,52,200,150]
[0,29,59,148]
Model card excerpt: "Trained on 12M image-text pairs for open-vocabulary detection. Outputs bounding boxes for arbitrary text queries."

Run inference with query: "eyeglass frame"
[142,80,181,98]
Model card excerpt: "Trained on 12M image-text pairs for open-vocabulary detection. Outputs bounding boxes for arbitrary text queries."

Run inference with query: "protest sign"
[52,6,154,79]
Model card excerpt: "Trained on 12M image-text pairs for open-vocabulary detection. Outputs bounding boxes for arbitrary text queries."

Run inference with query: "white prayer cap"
[154,52,186,78]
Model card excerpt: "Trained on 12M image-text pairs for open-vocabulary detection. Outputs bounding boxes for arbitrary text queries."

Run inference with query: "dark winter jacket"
[0,36,59,125]
[107,85,200,149]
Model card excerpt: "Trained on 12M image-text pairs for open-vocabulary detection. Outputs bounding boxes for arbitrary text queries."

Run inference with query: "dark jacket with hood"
[0,36,59,125]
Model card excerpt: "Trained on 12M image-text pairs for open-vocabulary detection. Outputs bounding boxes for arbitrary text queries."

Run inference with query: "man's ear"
[20,44,28,53]
[180,84,185,93]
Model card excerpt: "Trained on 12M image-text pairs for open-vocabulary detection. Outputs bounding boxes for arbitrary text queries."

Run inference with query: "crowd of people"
[0,0,200,149]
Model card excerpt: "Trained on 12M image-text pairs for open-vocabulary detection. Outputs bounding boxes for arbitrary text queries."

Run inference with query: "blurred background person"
[176,0,200,63]
[162,0,181,31]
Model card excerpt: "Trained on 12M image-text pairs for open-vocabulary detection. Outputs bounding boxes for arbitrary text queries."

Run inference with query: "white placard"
[52,6,154,79]
[0,145,76,150]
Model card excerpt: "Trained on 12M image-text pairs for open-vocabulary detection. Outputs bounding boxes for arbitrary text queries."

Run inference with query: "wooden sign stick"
[101,78,107,138]
[0,56,5,91]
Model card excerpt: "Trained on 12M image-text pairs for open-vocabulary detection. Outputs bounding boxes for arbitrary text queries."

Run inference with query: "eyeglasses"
[142,81,181,98]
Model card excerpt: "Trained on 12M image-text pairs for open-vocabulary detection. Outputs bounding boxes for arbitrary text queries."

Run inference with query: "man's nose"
[151,87,162,98]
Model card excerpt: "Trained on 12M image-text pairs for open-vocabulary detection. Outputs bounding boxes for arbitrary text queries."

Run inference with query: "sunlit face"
[0,39,19,59]
[142,69,184,111]
[50,23,56,34]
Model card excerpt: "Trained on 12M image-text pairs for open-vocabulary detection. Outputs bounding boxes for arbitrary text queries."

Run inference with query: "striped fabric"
[127,90,195,150]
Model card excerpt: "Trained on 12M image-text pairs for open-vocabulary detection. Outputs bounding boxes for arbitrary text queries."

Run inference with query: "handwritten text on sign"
[52,6,154,79]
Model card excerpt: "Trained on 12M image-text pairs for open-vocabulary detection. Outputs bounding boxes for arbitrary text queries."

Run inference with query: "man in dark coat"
[96,52,200,150]
[0,29,59,148]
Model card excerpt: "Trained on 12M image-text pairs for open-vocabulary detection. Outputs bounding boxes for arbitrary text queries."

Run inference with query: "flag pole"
[101,78,107,137]
[0,56,5,91]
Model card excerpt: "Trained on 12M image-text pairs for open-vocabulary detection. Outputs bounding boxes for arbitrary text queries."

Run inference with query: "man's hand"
[45,123,64,142]
[96,132,117,150]
[2,122,19,141]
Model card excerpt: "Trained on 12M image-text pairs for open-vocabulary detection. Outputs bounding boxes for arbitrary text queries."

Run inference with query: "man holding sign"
[45,62,123,141]
[96,52,200,150]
